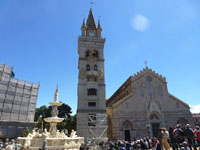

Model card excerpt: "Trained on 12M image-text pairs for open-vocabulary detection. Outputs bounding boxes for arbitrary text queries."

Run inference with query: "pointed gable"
[132,67,167,83]
[86,8,97,30]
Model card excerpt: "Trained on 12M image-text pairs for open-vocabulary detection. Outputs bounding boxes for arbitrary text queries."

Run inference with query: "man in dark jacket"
[184,124,196,150]
[173,124,184,148]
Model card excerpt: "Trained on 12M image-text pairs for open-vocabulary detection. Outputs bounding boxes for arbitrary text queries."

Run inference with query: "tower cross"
[90,0,95,8]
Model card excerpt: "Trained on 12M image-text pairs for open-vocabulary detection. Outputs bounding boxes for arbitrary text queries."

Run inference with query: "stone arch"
[177,117,189,127]
[149,111,160,120]
[149,111,161,137]
[121,120,133,141]
[122,120,133,130]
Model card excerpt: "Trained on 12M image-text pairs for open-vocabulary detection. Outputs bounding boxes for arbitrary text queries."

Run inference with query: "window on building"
[88,102,96,107]
[158,87,163,96]
[94,65,98,71]
[176,103,179,109]
[148,86,153,96]
[139,88,143,96]
[86,50,90,57]
[146,76,152,82]
[87,88,97,96]
[86,64,90,71]
[93,51,98,57]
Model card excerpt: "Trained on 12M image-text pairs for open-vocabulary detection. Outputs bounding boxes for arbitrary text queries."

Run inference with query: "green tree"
[34,105,51,121]
[34,102,75,132]
[57,115,76,135]
[49,102,72,118]
[21,128,31,137]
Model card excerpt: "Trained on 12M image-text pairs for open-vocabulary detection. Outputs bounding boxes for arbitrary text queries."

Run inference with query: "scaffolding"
[0,64,40,138]
[88,113,108,140]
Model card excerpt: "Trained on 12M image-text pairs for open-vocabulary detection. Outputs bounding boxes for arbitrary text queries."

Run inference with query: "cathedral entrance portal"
[151,123,160,137]
[122,120,133,141]
[124,130,131,142]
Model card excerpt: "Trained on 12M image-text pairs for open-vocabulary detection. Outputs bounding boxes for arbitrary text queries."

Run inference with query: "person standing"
[194,126,200,147]
[184,124,196,150]
[162,128,170,150]
[169,127,178,150]
[158,128,164,150]
[173,124,184,148]
[181,141,190,150]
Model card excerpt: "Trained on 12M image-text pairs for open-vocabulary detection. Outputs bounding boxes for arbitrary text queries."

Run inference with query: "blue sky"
[0,0,200,114]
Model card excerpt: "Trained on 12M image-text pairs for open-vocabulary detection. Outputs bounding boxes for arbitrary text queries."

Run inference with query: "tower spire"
[86,8,96,30]
[81,18,86,36]
[97,17,102,29]
[81,18,86,28]
[97,17,102,38]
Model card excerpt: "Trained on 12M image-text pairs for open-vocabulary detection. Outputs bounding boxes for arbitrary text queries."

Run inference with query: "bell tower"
[77,8,107,140]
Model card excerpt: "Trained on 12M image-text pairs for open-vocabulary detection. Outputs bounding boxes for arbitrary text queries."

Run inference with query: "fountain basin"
[44,117,64,123]
[49,101,62,106]
[18,137,84,150]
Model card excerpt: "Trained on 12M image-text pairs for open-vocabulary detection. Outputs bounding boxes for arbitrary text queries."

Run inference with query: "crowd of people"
[0,124,200,150]
[103,124,200,150]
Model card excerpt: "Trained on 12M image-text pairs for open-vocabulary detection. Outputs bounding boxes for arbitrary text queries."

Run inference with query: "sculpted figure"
[79,68,85,79]
[42,129,50,138]
[70,130,77,138]
[60,130,67,138]
[89,48,95,57]
[31,128,37,137]
[35,130,42,138]
[27,133,33,138]
[56,130,60,138]
[24,139,31,149]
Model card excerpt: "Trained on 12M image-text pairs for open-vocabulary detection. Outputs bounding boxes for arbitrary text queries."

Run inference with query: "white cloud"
[191,104,200,113]
[131,14,149,32]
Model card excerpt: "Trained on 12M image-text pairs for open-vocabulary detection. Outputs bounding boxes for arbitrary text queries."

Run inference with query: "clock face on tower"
[88,32,95,37]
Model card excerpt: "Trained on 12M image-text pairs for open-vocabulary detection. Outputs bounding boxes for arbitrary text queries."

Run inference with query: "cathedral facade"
[106,67,194,141]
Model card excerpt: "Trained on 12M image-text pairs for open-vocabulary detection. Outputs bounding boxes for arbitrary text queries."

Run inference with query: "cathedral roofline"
[168,93,190,108]
[106,76,132,107]
[132,67,167,83]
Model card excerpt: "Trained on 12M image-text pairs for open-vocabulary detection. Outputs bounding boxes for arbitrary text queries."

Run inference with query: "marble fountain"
[17,85,84,150]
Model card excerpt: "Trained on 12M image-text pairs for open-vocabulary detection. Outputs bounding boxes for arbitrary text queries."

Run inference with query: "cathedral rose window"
[146,76,152,82]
